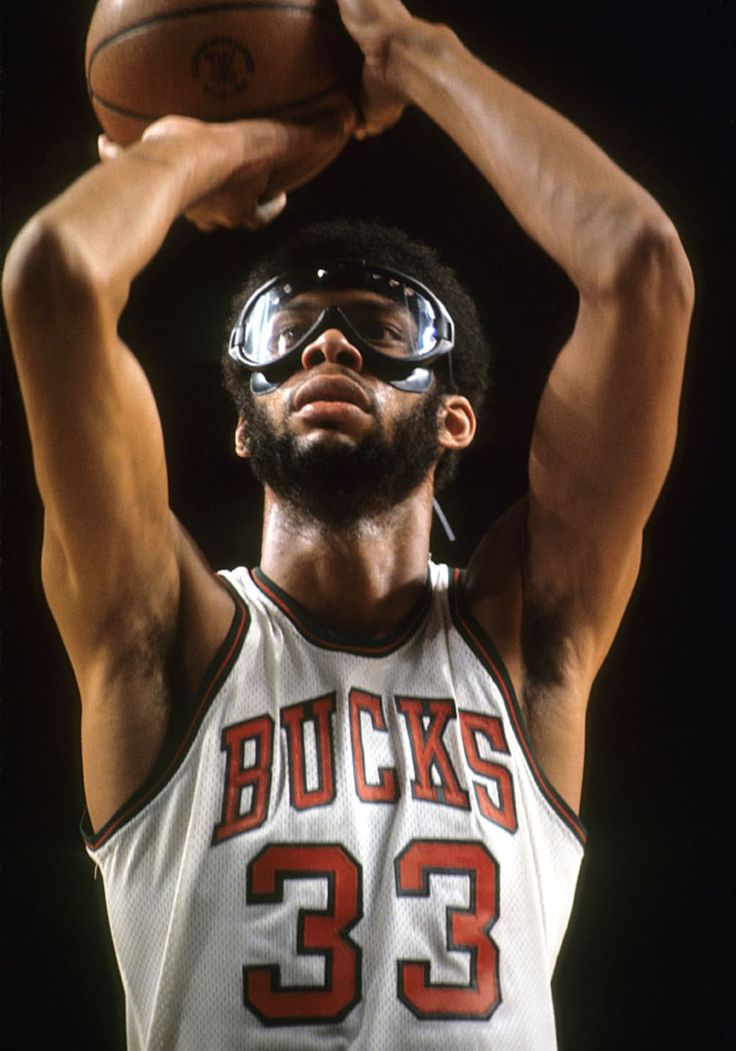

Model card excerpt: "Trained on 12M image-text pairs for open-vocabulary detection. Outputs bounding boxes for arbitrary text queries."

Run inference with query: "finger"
[250,106,356,167]
[184,190,286,232]
[263,108,356,199]
[304,105,357,144]
[244,192,288,231]
[141,114,202,143]
[182,207,218,232]
[98,134,123,162]
[355,92,405,139]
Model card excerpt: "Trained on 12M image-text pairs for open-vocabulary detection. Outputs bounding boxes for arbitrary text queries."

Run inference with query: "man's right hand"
[99,104,356,232]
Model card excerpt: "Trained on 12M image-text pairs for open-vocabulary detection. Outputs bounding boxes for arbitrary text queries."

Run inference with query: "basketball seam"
[87,2,338,74]
[88,79,345,123]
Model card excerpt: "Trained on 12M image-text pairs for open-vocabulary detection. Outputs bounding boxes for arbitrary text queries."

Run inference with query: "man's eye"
[362,319,411,349]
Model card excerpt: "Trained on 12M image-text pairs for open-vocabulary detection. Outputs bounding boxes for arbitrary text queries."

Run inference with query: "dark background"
[2,2,733,1047]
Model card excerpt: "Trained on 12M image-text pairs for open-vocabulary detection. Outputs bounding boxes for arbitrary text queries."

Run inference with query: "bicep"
[527,230,693,661]
[5,229,178,641]
[32,336,171,568]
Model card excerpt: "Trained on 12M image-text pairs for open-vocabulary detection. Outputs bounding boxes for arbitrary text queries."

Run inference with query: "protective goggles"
[228,259,455,394]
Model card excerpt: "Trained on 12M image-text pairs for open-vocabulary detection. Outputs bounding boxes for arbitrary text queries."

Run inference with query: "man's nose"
[301,328,364,372]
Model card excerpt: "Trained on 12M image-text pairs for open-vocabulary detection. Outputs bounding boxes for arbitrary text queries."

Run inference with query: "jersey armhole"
[449,568,587,847]
[82,578,250,850]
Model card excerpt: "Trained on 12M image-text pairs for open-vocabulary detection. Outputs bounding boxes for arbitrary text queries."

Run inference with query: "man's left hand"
[336,0,414,138]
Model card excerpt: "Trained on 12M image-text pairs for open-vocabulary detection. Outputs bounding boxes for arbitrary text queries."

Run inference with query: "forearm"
[6,108,352,336]
[6,123,246,323]
[2,122,245,566]
[389,22,679,294]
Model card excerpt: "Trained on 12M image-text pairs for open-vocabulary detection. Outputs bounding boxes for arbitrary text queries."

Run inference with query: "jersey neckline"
[250,565,434,657]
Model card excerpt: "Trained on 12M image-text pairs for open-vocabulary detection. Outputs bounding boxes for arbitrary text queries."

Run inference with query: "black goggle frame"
[228,260,455,395]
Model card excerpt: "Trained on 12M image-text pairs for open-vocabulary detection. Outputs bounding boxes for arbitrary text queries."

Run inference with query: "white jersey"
[84,562,585,1050]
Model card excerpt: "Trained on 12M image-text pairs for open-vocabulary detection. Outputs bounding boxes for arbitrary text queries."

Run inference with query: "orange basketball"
[85,0,361,145]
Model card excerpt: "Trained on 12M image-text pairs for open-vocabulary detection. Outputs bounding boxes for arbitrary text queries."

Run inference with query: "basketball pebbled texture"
[86,0,362,144]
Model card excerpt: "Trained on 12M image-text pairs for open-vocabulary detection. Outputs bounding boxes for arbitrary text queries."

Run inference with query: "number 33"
[244,839,500,1025]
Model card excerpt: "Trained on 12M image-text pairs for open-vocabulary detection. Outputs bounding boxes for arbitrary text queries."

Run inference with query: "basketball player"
[3,0,693,1047]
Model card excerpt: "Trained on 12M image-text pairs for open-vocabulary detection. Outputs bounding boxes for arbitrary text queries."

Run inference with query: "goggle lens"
[228,261,455,393]
[244,283,438,365]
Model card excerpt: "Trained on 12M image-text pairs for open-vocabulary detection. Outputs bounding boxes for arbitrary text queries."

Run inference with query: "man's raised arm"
[338,1,694,806]
[2,113,352,830]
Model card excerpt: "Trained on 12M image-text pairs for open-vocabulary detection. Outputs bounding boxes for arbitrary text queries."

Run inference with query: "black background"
[1,2,733,1047]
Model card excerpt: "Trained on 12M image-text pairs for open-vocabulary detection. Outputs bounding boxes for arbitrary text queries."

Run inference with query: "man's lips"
[292,375,372,413]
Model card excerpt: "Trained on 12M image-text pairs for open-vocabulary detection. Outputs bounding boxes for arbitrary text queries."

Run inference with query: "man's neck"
[258,484,434,638]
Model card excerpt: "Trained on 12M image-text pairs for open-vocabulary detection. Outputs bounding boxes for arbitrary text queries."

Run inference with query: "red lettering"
[349,688,399,803]
[211,694,518,841]
[395,839,500,1019]
[245,843,362,1023]
[212,715,274,844]
[395,696,470,810]
[281,694,337,810]
[459,711,517,832]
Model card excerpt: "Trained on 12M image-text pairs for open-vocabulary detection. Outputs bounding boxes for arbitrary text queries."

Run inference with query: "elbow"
[594,205,695,314]
[626,210,694,311]
[577,193,695,316]
[3,217,49,320]
[3,213,115,336]
[4,213,93,306]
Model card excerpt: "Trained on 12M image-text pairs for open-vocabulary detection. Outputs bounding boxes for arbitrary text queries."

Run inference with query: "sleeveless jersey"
[84,563,585,1050]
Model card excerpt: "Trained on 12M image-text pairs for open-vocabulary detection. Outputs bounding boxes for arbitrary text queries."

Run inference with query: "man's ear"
[438,394,476,451]
[235,417,250,459]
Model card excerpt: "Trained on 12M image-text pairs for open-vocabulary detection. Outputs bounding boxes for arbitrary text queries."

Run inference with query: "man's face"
[237,289,445,530]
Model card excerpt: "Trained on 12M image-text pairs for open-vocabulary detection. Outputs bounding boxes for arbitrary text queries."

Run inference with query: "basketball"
[85,0,362,145]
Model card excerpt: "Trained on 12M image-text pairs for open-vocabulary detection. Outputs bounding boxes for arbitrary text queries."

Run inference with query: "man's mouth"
[292,375,372,413]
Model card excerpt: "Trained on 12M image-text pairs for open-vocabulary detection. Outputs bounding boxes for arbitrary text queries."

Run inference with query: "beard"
[242,386,444,532]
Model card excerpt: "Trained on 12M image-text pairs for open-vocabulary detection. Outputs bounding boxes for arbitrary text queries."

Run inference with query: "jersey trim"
[448,568,587,847]
[82,579,250,850]
[250,566,433,656]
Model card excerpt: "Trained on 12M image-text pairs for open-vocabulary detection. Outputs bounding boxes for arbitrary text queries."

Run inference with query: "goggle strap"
[433,498,456,543]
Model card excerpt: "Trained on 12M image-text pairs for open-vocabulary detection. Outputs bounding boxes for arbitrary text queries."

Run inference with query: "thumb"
[98,134,124,162]
[353,77,406,139]
[247,192,288,230]
[265,105,357,160]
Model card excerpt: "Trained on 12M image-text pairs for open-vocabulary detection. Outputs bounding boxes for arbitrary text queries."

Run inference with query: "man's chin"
[289,407,374,448]
[244,384,443,530]
[294,423,363,446]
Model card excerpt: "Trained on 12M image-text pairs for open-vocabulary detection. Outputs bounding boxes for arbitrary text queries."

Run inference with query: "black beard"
[243,387,443,532]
